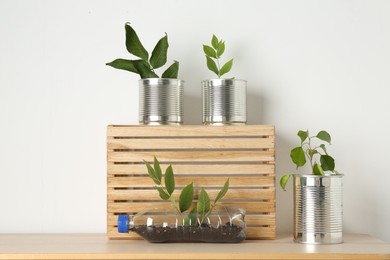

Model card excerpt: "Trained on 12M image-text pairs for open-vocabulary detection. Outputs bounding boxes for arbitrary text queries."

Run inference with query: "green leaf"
[280,174,291,191]
[219,58,233,77]
[132,60,159,79]
[156,186,170,200]
[319,144,328,155]
[214,178,229,204]
[203,45,217,58]
[150,33,168,69]
[161,60,179,78]
[197,188,210,217]
[188,207,198,226]
[179,183,194,213]
[297,130,308,144]
[290,146,306,169]
[206,56,219,76]
[125,23,149,61]
[308,149,318,158]
[144,160,160,185]
[316,130,332,144]
[164,165,175,195]
[320,154,335,171]
[153,156,162,184]
[211,34,219,49]
[216,41,225,58]
[106,59,138,73]
[313,163,324,176]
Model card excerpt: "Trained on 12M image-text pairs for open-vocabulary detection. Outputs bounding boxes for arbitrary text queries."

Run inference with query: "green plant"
[106,23,179,79]
[203,34,233,78]
[280,130,337,191]
[144,156,230,225]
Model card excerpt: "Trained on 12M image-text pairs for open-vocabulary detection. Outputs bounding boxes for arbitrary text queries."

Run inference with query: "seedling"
[144,156,230,225]
[203,34,233,78]
[280,130,337,191]
[107,23,179,79]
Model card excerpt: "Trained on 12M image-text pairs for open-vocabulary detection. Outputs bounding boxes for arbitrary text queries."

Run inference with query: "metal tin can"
[139,78,184,125]
[293,174,343,244]
[202,79,247,125]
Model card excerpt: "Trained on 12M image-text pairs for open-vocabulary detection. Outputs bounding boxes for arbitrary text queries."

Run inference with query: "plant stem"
[149,62,157,75]
[169,196,181,215]
[216,58,221,78]
[158,184,181,214]
[306,137,314,170]
[200,203,216,226]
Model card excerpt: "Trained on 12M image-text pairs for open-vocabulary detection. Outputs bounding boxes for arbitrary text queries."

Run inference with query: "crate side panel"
[107,125,275,240]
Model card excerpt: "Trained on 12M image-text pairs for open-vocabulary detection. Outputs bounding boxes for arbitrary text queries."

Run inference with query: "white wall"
[1,0,389,242]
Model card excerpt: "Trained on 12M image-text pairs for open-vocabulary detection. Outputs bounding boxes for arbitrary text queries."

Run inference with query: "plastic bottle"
[118,206,246,243]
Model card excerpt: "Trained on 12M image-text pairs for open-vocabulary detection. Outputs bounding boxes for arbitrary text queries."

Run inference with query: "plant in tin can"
[106,23,179,79]
[203,34,233,78]
[280,130,338,191]
[144,156,230,225]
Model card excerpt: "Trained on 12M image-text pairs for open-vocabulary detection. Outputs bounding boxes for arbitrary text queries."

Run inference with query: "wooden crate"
[107,125,275,240]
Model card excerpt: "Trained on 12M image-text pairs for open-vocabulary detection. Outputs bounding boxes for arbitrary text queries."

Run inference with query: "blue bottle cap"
[117,215,129,233]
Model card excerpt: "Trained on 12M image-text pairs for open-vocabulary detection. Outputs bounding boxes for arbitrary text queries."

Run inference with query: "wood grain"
[107,125,275,137]
[107,175,275,188]
[108,137,274,150]
[107,163,275,175]
[1,234,388,259]
[107,150,275,163]
[107,188,275,201]
[107,201,275,213]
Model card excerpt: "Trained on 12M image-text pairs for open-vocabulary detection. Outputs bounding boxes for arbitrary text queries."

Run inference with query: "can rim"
[139,78,184,85]
[201,78,247,84]
[293,173,344,178]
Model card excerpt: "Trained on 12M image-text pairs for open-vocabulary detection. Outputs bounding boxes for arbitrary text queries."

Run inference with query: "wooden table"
[0,233,389,259]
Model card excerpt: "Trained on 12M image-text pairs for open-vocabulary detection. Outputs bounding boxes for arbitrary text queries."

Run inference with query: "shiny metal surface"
[202,79,247,125]
[293,174,343,244]
[139,78,184,125]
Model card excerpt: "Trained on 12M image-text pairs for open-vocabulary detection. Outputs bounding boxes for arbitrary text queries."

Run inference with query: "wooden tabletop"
[0,233,389,259]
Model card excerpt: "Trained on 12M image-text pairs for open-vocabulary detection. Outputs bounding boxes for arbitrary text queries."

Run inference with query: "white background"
[1,0,389,242]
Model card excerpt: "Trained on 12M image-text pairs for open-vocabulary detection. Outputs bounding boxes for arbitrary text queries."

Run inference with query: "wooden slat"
[108,163,275,175]
[245,214,276,226]
[108,176,274,188]
[107,188,275,201]
[246,227,276,239]
[108,150,274,163]
[107,213,275,226]
[108,201,275,213]
[108,137,274,150]
[108,125,275,137]
[107,229,143,239]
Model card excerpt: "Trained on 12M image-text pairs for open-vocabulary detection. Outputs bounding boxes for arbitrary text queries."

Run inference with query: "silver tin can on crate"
[202,79,246,125]
[139,78,184,125]
[293,174,343,244]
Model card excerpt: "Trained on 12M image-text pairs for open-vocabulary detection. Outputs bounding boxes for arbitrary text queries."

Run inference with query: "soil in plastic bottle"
[130,224,245,243]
